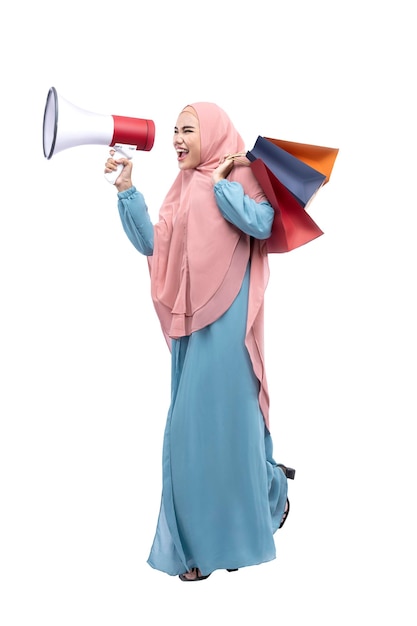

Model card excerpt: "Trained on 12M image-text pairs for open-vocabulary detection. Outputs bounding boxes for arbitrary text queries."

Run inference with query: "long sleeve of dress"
[214,179,274,240]
[117,186,154,256]
[117,181,274,256]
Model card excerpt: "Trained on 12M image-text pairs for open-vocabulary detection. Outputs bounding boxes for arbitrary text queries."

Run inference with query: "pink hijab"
[148,102,272,428]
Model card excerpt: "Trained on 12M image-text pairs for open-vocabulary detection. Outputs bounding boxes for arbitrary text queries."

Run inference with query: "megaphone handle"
[105,144,137,185]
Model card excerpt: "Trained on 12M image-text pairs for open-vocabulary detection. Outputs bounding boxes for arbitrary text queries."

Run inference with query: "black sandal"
[278,464,296,480]
[277,464,296,529]
[179,568,211,582]
[279,498,291,529]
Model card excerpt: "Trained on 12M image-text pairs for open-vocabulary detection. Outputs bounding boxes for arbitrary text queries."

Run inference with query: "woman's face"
[173,107,201,170]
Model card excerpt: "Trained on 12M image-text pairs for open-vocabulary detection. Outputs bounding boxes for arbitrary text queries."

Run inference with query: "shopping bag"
[246,136,338,253]
[264,138,339,184]
[247,136,326,208]
[249,158,324,253]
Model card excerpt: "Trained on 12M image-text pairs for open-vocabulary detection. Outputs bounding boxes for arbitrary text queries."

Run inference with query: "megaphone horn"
[42,87,155,183]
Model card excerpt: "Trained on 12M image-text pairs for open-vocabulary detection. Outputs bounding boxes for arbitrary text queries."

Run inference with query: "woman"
[105,102,294,581]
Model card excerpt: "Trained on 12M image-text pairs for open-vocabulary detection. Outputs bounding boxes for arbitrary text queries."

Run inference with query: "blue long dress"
[117,181,288,576]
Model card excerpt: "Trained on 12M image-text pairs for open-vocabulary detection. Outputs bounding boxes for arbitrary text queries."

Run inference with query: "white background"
[1,1,416,624]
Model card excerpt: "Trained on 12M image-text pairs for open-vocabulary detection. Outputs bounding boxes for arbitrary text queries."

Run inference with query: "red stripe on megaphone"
[111,115,155,151]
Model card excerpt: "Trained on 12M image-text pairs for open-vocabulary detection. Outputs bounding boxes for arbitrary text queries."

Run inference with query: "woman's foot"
[179,568,211,582]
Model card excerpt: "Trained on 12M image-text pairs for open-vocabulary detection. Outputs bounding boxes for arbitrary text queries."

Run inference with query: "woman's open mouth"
[176,149,189,161]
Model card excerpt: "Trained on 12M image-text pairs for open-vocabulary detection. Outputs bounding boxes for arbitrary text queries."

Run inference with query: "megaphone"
[42,86,155,184]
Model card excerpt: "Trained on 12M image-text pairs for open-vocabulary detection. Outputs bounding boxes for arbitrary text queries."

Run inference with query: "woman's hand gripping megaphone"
[104,144,135,188]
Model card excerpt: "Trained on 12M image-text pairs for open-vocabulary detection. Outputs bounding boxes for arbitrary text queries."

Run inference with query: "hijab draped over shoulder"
[148,102,272,428]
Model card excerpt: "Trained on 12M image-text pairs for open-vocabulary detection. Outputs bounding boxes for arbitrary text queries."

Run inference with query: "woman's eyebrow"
[174,125,196,131]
